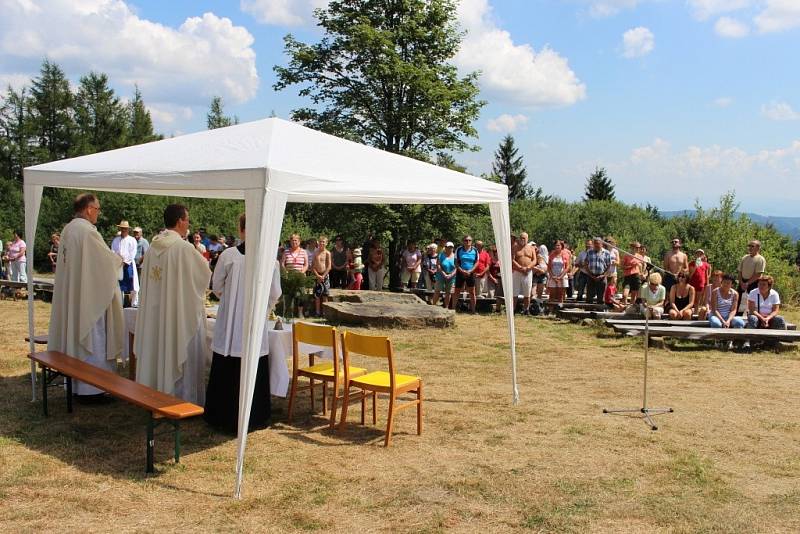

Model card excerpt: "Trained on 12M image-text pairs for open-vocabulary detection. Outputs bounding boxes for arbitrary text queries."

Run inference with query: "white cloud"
[487,113,529,133]
[761,101,800,121]
[714,16,750,37]
[0,0,258,108]
[148,103,194,130]
[0,73,31,92]
[586,0,642,18]
[240,0,329,26]
[687,0,752,21]
[622,26,654,58]
[754,0,800,33]
[713,97,734,107]
[602,137,800,208]
[455,0,586,108]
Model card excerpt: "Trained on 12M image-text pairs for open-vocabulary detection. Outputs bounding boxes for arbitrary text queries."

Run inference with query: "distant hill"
[661,211,800,240]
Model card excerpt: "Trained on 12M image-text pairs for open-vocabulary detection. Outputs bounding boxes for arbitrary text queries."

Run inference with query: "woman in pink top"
[8,230,27,283]
[281,233,309,273]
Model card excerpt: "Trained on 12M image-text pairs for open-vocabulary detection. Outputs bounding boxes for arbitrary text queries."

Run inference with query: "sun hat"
[445,241,454,247]
[133,226,142,233]
[117,220,130,229]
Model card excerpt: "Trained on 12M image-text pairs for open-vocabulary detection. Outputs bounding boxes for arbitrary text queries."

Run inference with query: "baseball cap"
[445,241,454,247]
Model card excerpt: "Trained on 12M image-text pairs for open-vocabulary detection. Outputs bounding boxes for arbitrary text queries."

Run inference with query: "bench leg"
[42,367,48,417]
[174,421,181,464]
[146,413,154,473]
[66,377,72,413]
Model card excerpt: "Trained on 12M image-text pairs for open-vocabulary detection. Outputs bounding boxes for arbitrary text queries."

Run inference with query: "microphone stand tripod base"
[602,406,673,431]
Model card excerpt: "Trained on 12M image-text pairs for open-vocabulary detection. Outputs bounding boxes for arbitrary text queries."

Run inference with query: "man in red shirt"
[473,240,492,298]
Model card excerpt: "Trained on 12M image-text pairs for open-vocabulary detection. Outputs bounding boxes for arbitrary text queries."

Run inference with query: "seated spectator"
[668,271,695,320]
[399,240,422,289]
[697,270,723,321]
[604,274,625,311]
[547,240,571,303]
[432,241,456,308]
[746,275,786,330]
[421,243,439,290]
[641,272,666,319]
[709,274,744,329]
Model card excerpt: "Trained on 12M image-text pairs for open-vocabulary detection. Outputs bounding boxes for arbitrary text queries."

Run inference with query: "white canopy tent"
[23,117,519,498]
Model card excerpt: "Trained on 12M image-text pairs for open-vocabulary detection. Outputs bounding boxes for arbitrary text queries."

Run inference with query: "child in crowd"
[348,248,364,290]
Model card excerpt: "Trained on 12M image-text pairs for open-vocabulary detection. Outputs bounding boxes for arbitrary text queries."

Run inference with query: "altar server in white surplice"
[204,212,282,432]
[48,193,125,396]
[135,204,211,404]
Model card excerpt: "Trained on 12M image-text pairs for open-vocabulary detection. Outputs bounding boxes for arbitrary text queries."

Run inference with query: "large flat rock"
[323,301,455,328]
[327,289,424,305]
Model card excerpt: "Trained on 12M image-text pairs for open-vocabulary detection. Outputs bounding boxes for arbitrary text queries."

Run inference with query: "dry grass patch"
[0,300,799,532]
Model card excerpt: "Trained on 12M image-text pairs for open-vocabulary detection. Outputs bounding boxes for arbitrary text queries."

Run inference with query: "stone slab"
[323,301,455,328]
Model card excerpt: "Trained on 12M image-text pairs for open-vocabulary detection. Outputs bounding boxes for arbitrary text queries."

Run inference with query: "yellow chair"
[287,322,366,429]
[338,331,423,446]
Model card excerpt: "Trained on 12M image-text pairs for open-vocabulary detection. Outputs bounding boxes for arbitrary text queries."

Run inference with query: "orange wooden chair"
[338,331,423,446]
[286,322,366,429]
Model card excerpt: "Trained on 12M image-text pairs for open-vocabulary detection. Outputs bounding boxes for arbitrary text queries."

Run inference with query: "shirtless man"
[312,236,332,316]
[663,237,689,298]
[511,232,537,313]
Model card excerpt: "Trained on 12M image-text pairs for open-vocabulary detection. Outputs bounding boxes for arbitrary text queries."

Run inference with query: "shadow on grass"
[0,372,230,479]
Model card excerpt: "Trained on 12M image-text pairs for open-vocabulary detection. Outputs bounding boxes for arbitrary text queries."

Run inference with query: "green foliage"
[278,268,315,318]
[128,86,162,144]
[583,166,615,201]
[29,59,76,163]
[492,134,534,201]
[73,72,128,155]
[274,0,484,157]
[206,96,238,129]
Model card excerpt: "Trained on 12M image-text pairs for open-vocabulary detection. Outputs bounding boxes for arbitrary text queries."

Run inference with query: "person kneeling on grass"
[641,272,666,319]
[709,274,744,329]
[746,275,786,330]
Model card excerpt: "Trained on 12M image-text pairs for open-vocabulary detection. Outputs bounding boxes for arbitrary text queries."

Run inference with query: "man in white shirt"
[111,220,139,307]
[135,204,212,404]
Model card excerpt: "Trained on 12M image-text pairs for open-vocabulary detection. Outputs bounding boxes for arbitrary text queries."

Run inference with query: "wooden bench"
[606,319,797,330]
[608,324,800,344]
[28,351,204,473]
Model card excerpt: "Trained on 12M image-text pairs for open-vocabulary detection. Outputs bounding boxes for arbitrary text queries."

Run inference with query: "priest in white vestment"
[204,213,282,432]
[110,220,140,307]
[135,204,211,404]
[48,193,124,396]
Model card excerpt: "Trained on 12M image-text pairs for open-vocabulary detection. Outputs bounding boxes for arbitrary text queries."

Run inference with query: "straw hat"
[117,220,131,229]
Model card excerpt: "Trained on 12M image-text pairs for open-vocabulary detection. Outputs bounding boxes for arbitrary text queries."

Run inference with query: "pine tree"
[583,166,616,201]
[0,86,34,181]
[491,135,532,201]
[206,96,238,129]
[128,85,161,145]
[29,59,76,162]
[73,71,128,154]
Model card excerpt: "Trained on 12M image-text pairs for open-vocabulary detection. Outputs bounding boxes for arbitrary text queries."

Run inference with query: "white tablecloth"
[122,309,332,398]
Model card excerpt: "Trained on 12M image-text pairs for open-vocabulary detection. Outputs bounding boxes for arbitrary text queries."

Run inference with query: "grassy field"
[1,299,799,533]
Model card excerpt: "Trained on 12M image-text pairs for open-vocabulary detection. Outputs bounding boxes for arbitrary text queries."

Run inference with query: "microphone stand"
[603,302,673,430]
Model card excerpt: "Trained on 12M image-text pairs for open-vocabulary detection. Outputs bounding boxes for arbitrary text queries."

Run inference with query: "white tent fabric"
[23,117,519,498]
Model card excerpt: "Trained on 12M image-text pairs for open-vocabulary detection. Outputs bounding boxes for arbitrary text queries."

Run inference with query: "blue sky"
[2,0,799,215]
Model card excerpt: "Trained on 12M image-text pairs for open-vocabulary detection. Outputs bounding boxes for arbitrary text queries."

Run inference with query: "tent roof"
[24,117,507,204]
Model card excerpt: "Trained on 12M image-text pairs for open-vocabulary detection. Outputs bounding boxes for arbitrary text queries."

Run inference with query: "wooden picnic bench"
[608,324,800,343]
[605,319,797,330]
[28,350,204,473]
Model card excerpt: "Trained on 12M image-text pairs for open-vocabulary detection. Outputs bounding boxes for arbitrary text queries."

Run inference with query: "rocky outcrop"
[323,301,455,328]
[327,289,425,305]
